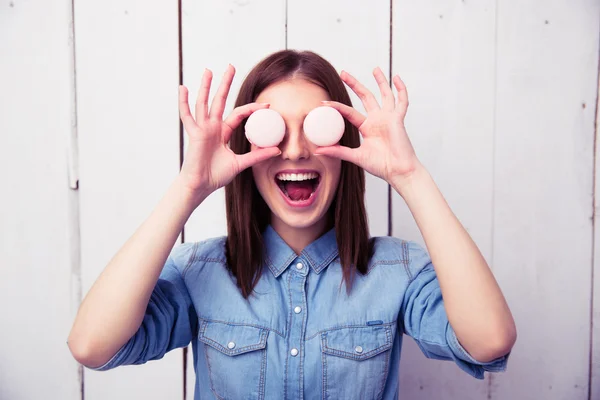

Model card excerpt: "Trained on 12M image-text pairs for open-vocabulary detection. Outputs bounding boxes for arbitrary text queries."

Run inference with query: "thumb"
[236,148,281,171]
[314,145,360,165]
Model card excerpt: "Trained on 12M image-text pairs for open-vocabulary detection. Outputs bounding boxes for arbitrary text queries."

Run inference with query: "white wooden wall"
[1,1,599,399]
[74,1,184,399]
[394,2,600,399]
[0,1,81,399]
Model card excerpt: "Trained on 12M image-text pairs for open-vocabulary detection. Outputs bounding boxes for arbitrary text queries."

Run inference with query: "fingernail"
[260,103,270,106]
[321,100,331,104]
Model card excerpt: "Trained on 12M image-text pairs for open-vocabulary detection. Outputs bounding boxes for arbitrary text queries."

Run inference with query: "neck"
[271,215,332,254]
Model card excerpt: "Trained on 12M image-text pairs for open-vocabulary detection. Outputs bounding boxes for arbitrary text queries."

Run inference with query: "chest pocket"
[321,325,393,400]
[199,320,268,400]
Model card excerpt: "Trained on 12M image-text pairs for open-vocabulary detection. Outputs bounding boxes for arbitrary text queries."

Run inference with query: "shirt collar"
[263,225,339,278]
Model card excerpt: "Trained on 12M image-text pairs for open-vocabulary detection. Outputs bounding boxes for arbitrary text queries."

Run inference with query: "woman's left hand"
[314,68,420,185]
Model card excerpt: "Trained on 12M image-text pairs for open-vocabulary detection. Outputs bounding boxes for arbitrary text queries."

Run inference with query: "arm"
[67,65,280,368]
[67,178,201,368]
[400,241,509,378]
[392,163,516,362]
[315,67,516,363]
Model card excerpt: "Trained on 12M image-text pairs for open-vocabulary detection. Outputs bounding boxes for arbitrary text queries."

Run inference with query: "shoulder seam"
[366,259,401,275]
[182,241,199,278]
[367,236,410,276]
[181,238,229,277]
[192,256,228,264]
[401,240,414,282]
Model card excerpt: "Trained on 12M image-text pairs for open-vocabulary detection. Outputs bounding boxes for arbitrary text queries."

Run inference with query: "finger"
[313,145,361,165]
[209,64,236,120]
[222,102,271,143]
[340,70,380,112]
[236,147,282,171]
[195,69,213,121]
[373,67,395,110]
[320,100,366,128]
[392,75,409,114]
[178,85,197,131]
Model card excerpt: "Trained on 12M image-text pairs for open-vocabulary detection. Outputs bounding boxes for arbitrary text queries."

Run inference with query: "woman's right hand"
[177,65,281,203]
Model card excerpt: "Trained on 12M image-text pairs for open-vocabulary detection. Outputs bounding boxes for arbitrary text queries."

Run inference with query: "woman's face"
[252,78,342,237]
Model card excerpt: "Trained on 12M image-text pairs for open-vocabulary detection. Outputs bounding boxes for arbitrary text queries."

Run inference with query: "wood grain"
[75,1,183,398]
[392,1,494,398]
[491,1,598,399]
[0,0,81,398]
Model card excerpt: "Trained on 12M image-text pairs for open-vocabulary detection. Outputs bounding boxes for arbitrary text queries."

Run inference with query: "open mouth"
[275,171,321,203]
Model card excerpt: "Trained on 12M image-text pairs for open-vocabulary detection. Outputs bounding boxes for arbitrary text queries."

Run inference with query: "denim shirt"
[93,226,508,399]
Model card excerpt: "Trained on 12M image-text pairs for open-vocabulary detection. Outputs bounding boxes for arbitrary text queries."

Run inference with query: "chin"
[272,209,332,231]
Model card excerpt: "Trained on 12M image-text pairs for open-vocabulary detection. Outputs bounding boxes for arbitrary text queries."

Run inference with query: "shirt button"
[227,341,236,349]
[355,346,363,354]
[294,306,302,314]
[295,262,303,270]
[290,348,299,356]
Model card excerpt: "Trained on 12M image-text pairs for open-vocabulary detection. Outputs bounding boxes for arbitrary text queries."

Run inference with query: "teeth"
[276,172,319,181]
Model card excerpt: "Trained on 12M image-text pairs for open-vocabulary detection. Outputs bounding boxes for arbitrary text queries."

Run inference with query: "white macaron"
[245,109,286,148]
[303,106,345,147]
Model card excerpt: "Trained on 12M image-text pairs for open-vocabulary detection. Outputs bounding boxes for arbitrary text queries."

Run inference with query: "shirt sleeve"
[399,240,509,379]
[89,242,198,371]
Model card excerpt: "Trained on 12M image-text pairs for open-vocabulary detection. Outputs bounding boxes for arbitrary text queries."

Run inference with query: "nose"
[279,127,310,161]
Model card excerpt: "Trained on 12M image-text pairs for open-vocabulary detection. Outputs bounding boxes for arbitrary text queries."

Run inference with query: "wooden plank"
[594,59,600,400]
[180,0,286,396]
[392,1,494,398]
[287,0,391,237]
[75,1,183,399]
[0,0,80,399]
[590,9,600,400]
[491,2,599,400]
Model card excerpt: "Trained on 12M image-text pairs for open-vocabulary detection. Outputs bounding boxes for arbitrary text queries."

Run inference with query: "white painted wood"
[287,0,391,237]
[491,2,598,400]
[0,0,80,399]
[180,0,286,395]
[75,1,183,398]
[392,1,494,398]
[594,62,600,400]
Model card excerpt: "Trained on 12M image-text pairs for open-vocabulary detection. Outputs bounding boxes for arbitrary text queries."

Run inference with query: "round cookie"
[245,109,285,147]
[303,106,345,147]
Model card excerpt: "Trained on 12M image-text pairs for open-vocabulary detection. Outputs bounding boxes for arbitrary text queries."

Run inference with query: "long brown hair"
[225,50,372,298]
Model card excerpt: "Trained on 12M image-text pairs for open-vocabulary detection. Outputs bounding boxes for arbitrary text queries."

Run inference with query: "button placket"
[285,258,308,399]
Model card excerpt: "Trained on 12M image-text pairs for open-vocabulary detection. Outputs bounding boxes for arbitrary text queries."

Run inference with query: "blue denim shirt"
[93,226,508,399]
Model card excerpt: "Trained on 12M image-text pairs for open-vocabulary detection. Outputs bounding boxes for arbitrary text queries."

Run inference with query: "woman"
[68,50,516,399]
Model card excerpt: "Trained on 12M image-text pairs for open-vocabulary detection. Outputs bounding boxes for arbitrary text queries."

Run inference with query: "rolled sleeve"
[446,324,509,378]
[90,242,198,371]
[400,241,509,379]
